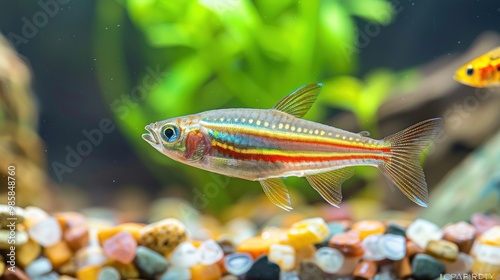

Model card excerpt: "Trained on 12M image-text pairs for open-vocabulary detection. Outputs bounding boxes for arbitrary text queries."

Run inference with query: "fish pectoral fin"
[358,131,371,137]
[259,178,293,211]
[272,83,323,118]
[305,167,355,207]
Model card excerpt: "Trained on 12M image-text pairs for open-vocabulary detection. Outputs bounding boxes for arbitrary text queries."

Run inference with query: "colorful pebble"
[28,217,62,247]
[102,231,137,264]
[44,241,72,268]
[139,218,188,254]
[411,253,445,280]
[135,245,168,275]
[442,221,476,253]
[353,260,377,280]
[268,244,295,271]
[379,234,406,261]
[224,253,253,276]
[425,239,459,261]
[198,239,224,265]
[246,255,280,280]
[97,266,120,280]
[157,266,191,280]
[287,218,329,248]
[25,257,52,278]
[406,219,443,249]
[169,241,200,268]
[351,220,385,240]
[314,246,343,273]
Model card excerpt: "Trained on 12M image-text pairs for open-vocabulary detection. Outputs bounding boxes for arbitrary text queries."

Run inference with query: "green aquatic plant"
[93,0,415,211]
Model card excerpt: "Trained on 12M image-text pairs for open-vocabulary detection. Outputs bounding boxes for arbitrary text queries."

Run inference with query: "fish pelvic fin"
[306,167,355,207]
[259,178,293,211]
[272,83,322,118]
[379,118,443,207]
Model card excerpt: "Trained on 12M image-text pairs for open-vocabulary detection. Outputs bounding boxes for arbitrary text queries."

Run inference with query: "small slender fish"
[142,84,442,211]
[454,47,500,88]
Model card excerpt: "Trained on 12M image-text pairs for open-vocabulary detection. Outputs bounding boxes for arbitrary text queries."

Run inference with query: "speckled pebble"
[135,246,168,275]
[139,218,188,254]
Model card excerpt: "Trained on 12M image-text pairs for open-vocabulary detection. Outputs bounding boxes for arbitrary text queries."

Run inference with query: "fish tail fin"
[378,118,443,207]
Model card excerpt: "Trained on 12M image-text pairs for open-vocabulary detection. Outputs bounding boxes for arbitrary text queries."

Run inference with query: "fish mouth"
[142,124,159,146]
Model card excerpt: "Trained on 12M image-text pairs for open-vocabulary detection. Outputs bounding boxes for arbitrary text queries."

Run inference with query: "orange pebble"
[353,260,377,279]
[191,264,222,280]
[116,223,145,242]
[237,237,275,259]
[65,224,89,252]
[406,240,424,257]
[97,227,122,245]
[394,256,412,279]
[328,231,364,258]
[76,265,101,280]
[351,220,385,240]
[44,241,72,267]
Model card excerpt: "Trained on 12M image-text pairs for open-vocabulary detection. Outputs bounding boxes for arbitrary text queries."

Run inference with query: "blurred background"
[0,0,499,224]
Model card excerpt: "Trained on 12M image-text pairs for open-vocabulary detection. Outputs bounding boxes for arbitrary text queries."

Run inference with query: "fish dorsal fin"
[358,131,371,137]
[259,178,293,211]
[305,167,355,207]
[272,83,323,118]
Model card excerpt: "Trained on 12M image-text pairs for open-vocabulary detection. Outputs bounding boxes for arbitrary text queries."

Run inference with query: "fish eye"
[161,125,180,143]
[466,65,474,76]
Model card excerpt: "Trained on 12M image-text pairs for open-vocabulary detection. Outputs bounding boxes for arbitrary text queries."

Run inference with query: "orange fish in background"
[454,47,500,88]
[142,84,442,211]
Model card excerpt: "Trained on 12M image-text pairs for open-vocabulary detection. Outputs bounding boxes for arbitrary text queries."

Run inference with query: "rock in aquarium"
[102,231,137,264]
[378,234,406,261]
[135,246,168,275]
[25,257,52,278]
[246,255,280,280]
[97,266,120,280]
[361,234,385,261]
[425,239,459,261]
[287,218,329,248]
[442,221,476,253]
[28,217,62,247]
[406,219,443,249]
[268,244,296,271]
[169,241,200,268]
[351,220,385,240]
[314,246,343,273]
[158,266,191,280]
[299,260,324,280]
[411,253,445,280]
[139,218,188,254]
[223,252,253,276]
[198,239,224,265]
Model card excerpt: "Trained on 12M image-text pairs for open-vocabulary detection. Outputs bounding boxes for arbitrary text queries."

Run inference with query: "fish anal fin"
[272,83,323,118]
[379,118,443,207]
[259,178,293,211]
[306,167,355,207]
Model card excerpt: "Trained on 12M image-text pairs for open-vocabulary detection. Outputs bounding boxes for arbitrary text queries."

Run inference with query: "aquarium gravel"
[1,205,500,280]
